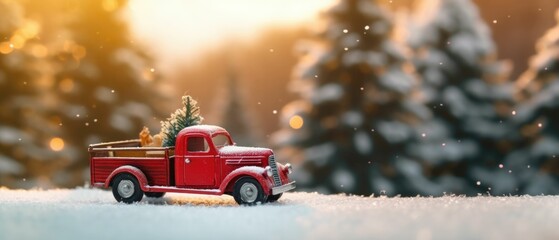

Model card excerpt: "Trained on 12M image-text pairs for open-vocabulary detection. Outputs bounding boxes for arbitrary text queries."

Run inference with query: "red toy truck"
[89,125,295,205]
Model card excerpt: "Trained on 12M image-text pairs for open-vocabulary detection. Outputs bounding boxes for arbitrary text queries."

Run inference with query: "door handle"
[185,158,190,164]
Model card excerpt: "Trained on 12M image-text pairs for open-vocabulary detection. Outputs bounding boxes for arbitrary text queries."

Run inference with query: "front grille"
[268,155,282,187]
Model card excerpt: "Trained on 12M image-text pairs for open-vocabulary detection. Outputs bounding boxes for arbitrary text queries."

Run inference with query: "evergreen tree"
[0,0,31,186]
[409,0,515,195]
[214,70,257,146]
[0,0,72,188]
[160,95,203,147]
[0,0,164,188]
[509,9,559,194]
[40,0,164,187]
[274,0,430,195]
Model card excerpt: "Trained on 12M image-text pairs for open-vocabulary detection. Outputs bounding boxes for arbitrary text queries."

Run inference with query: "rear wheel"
[145,192,166,198]
[112,173,143,203]
[233,177,267,205]
[267,193,283,202]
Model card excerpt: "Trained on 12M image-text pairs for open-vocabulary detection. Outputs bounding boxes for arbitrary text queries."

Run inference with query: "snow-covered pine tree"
[509,9,559,194]
[409,0,515,195]
[0,0,34,187]
[0,0,166,188]
[214,70,257,146]
[160,95,203,147]
[274,0,431,195]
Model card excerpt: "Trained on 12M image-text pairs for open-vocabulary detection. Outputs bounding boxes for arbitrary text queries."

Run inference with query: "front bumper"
[271,181,296,195]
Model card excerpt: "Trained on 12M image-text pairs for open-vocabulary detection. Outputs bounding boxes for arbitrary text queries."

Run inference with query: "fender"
[219,166,273,195]
[104,165,149,192]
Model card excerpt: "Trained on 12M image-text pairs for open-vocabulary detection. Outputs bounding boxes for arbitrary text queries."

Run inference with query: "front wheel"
[145,192,166,198]
[233,177,267,205]
[267,193,282,202]
[112,173,143,203]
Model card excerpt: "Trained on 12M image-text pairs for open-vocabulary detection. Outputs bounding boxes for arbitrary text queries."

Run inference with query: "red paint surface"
[89,125,294,198]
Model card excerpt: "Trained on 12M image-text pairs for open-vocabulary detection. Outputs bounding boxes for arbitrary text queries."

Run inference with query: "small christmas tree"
[160,95,204,147]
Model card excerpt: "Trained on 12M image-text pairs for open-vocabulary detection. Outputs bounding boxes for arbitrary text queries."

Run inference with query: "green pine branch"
[160,95,204,147]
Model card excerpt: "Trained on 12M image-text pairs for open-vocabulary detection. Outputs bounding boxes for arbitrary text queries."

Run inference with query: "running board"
[146,186,223,195]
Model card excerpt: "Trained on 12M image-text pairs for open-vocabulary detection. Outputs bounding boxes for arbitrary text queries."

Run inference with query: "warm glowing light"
[18,20,40,39]
[49,138,65,151]
[0,42,13,54]
[289,115,304,129]
[10,34,25,49]
[102,0,119,12]
[30,44,48,58]
[59,78,75,93]
[72,45,87,60]
[127,0,336,69]
[142,68,155,81]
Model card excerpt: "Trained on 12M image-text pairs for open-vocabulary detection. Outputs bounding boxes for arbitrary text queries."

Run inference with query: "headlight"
[265,166,273,177]
[285,163,293,174]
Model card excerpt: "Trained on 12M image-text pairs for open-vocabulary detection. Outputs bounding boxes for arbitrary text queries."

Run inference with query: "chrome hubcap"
[117,180,135,198]
[240,182,258,203]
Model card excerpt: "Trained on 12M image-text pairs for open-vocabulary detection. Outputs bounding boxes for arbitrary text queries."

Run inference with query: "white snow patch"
[110,113,133,132]
[0,127,23,144]
[95,87,117,103]
[354,131,372,155]
[219,146,271,156]
[332,169,355,191]
[0,155,23,174]
[341,111,363,127]
[310,84,343,104]
[0,188,558,240]
[377,121,412,143]
[379,68,415,94]
[304,143,336,167]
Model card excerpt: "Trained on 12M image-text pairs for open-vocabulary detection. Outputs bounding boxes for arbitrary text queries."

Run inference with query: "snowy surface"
[1,188,558,240]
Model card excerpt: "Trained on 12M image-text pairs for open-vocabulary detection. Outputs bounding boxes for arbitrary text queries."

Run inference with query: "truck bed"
[89,140,175,187]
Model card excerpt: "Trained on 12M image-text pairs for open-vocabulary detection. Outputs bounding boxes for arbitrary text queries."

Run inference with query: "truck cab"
[89,125,295,205]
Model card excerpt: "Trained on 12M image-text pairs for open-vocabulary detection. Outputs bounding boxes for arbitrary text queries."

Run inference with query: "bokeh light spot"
[50,138,65,151]
[289,115,304,129]
[0,42,13,54]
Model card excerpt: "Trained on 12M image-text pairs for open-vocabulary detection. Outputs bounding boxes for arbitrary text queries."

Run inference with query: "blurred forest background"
[1,0,559,196]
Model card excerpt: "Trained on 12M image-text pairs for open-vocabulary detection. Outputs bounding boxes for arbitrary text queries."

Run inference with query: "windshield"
[212,133,232,148]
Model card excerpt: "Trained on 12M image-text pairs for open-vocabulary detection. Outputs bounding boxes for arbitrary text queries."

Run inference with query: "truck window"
[212,134,232,148]
[187,137,209,152]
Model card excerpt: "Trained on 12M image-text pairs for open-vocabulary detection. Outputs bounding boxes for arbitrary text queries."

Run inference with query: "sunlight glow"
[127,0,335,70]
[102,0,119,12]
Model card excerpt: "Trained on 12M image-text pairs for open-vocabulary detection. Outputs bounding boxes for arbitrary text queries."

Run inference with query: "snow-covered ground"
[0,188,558,240]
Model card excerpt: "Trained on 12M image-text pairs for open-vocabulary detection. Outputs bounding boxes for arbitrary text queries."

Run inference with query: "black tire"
[267,193,283,203]
[145,192,166,198]
[233,177,267,205]
[112,173,143,203]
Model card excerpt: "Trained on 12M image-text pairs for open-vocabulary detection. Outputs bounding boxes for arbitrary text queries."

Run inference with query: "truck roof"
[179,125,227,135]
